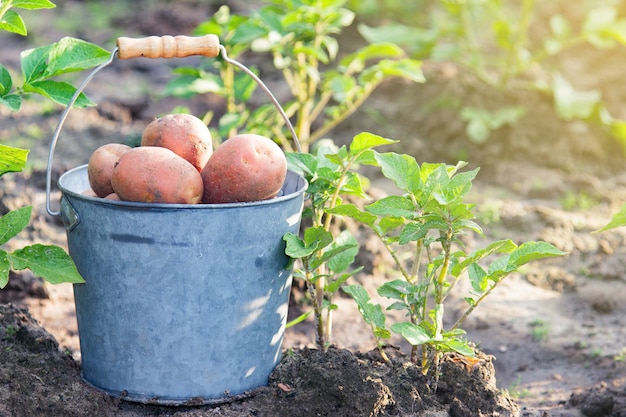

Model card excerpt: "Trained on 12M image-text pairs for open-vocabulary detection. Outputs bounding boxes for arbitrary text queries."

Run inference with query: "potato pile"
[86,113,287,204]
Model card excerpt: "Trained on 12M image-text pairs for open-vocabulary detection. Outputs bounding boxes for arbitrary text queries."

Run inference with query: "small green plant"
[460,106,526,144]
[164,0,424,152]
[4,324,18,337]
[614,348,626,362]
[505,375,531,399]
[1,0,110,288]
[284,132,566,378]
[529,318,549,343]
[560,190,598,211]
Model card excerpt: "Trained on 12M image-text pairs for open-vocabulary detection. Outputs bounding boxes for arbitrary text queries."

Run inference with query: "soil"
[1,1,626,416]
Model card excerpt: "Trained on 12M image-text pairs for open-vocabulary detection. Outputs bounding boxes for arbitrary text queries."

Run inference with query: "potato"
[201,134,287,204]
[87,143,131,197]
[104,193,121,200]
[111,146,203,204]
[141,113,212,172]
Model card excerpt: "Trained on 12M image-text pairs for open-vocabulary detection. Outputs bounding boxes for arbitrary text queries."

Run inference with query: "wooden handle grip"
[116,34,220,59]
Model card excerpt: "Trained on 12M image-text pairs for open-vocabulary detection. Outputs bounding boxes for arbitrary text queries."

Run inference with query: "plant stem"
[310,82,380,144]
[308,268,326,351]
[222,64,238,138]
[500,0,536,89]
[451,276,505,330]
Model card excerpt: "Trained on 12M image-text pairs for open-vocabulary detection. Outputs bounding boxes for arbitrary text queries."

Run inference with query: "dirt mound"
[0,304,113,417]
[0,302,522,417]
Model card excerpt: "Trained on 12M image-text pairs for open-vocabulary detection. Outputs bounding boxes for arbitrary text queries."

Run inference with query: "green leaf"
[283,233,310,258]
[357,22,437,52]
[552,74,601,121]
[326,267,362,294]
[583,6,616,36]
[378,216,405,234]
[0,65,14,95]
[0,94,22,111]
[377,279,418,301]
[10,0,56,10]
[0,250,9,289]
[391,322,432,346]
[233,70,258,102]
[283,227,333,259]
[44,37,110,78]
[451,239,517,277]
[0,144,29,176]
[374,152,421,193]
[468,263,488,293]
[0,206,32,245]
[22,37,110,84]
[436,168,479,204]
[349,132,397,155]
[285,310,312,328]
[341,43,405,72]
[294,45,329,64]
[550,14,571,40]
[487,255,511,278]
[286,152,318,178]
[507,241,567,269]
[21,43,52,83]
[441,338,475,357]
[343,284,387,331]
[377,58,425,83]
[596,203,626,232]
[26,80,95,107]
[365,195,416,218]
[326,230,359,273]
[339,171,368,198]
[163,74,222,98]
[8,244,84,284]
[327,204,377,226]
[0,10,27,36]
[398,219,448,244]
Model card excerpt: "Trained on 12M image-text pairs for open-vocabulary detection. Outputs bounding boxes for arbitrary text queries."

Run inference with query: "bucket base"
[81,373,262,406]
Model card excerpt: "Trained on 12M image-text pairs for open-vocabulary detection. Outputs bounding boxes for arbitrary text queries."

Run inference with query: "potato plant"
[1,0,110,288]
[284,132,566,377]
[283,133,396,350]
[356,0,626,147]
[164,0,424,152]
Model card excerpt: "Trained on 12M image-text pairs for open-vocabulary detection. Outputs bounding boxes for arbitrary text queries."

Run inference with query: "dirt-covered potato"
[111,146,203,204]
[141,113,212,172]
[87,143,131,197]
[201,134,287,204]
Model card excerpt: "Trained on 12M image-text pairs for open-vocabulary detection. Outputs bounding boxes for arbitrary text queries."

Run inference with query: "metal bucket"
[58,165,306,404]
[45,35,309,405]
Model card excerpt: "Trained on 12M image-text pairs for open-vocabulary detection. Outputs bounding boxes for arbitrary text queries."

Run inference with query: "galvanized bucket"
[46,35,307,405]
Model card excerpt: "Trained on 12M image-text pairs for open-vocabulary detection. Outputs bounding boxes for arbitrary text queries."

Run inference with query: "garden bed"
[1,1,626,416]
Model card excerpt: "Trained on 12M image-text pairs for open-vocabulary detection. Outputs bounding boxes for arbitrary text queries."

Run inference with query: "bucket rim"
[58,164,307,210]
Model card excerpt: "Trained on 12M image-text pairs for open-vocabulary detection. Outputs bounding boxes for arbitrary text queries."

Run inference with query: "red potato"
[201,134,287,204]
[105,193,121,200]
[111,146,204,204]
[141,113,212,172]
[87,143,131,197]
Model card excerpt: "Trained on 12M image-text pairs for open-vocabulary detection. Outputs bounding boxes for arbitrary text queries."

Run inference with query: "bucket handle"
[46,34,302,216]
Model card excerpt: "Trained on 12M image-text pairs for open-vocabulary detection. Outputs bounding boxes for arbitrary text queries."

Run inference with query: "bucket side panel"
[67,192,303,402]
